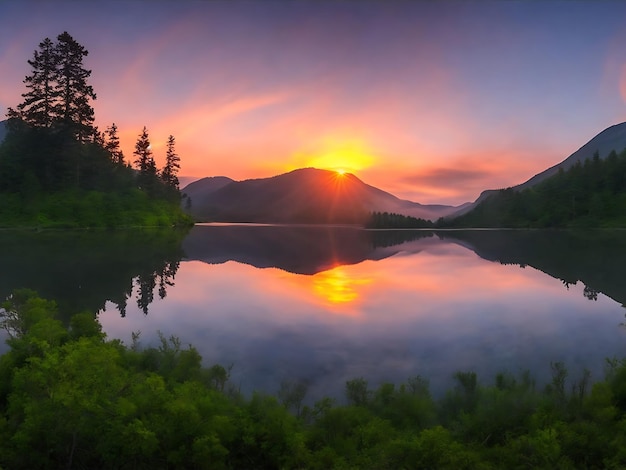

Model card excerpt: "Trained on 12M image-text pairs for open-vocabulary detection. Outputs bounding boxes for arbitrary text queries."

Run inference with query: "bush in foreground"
[1,290,626,468]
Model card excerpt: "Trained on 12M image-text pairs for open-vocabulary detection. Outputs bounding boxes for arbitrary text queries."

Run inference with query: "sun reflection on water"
[312,265,372,305]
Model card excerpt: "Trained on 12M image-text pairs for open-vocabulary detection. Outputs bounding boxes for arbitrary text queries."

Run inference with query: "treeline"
[4,291,626,468]
[0,32,190,228]
[446,148,626,228]
[365,211,434,229]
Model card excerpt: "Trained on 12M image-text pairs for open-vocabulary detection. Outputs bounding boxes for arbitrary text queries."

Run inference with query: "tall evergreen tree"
[161,134,180,189]
[91,126,105,146]
[133,127,153,173]
[54,32,96,141]
[6,37,58,127]
[133,127,157,190]
[104,123,124,165]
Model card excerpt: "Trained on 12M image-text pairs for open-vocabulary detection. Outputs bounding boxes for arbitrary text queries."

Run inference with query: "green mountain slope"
[446,148,626,228]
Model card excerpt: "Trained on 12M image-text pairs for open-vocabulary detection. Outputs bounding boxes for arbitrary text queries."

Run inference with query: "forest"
[0,32,190,228]
[365,211,434,229]
[367,146,626,229]
[2,289,626,469]
[445,148,626,228]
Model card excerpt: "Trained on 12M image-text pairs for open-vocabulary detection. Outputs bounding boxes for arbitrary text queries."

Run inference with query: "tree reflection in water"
[2,226,626,319]
[0,229,187,319]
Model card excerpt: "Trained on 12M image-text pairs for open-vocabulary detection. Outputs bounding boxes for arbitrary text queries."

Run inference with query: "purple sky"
[2,1,626,204]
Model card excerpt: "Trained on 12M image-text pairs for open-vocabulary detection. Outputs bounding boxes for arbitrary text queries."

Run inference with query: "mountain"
[445,124,626,227]
[0,120,7,143]
[449,122,626,218]
[517,122,626,190]
[182,168,461,223]
[181,176,234,205]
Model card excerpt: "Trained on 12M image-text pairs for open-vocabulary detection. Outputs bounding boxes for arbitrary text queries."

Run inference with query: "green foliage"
[345,377,370,406]
[0,186,191,228]
[1,33,190,228]
[446,148,626,228]
[0,290,307,469]
[6,290,626,468]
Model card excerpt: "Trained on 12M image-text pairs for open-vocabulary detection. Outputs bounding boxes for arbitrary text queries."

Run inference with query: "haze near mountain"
[183,168,465,223]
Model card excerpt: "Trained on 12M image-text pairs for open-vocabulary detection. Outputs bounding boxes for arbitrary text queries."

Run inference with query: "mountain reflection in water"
[183,224,434,275]
[2,226,626,399]
[108,226,626,399]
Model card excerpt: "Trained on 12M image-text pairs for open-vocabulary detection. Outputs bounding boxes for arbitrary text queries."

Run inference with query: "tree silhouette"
[104,123,124,165]
[6,37,58,128]
[91,126,105,146]
[161,134,180,189]
[5,32,98,189]
[137,273,156,315]
[133,126,157,191]
[54,31,96,142]
[0,32,189,227]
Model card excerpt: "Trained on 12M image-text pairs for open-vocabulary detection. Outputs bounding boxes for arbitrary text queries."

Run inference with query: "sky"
[2,1,626,205]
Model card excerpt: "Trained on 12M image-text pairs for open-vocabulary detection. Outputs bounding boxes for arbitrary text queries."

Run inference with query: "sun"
[291,138,376,175]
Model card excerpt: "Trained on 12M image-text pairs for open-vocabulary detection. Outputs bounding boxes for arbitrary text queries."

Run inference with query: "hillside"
[181,176,234,206]
[449,122,626,218]
[445,145,626,228]
[182,168,461,223]
[0,120,6,142]
[517,122,626,190]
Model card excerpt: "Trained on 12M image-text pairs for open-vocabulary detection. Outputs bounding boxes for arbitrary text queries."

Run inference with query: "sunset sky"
[2,1,626,205]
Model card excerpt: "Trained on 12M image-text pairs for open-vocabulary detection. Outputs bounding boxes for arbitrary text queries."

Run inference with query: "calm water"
[2,226,626,400]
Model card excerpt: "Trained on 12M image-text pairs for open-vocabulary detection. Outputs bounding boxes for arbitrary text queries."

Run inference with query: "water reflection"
[2,226,625,319]
[0,229,185,320]
[183,224,433,274]
[438,230,626,306]
[135,260,179,316]
[3,225,626,401]
[312,265,373,305]
[99,236,626,401]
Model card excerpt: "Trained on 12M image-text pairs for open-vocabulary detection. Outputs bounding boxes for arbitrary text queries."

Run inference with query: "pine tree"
[54,32,96,142]
[6,32,96,139]
[91,126,105,146]
[161,135,180,189]
[133,127,157,190]
[6,37,58,127]
[104,123,124,165]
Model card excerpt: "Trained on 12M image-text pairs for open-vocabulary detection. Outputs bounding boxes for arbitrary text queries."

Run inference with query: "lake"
[1,225,625,402]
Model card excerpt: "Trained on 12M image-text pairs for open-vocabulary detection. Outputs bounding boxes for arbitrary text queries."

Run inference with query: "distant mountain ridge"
[517,122,626,189]
[445,122,626,228]
[182,176,234,205]
[182,168,463,223]
[449,122,626,218]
